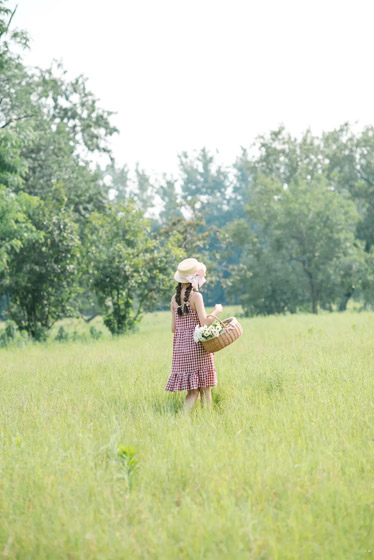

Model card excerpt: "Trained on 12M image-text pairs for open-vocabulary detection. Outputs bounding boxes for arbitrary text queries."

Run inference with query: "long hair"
[175,283,193,316]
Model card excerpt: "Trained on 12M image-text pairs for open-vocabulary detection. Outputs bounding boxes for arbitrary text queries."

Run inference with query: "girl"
[165,257,223,411]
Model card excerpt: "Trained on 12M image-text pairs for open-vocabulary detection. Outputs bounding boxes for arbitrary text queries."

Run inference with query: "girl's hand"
[214,304,223,314]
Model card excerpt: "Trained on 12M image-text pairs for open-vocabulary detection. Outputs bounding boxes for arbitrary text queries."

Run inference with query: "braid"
[175,282,192,316]
[175,283,183,316]
[183,284,193,314]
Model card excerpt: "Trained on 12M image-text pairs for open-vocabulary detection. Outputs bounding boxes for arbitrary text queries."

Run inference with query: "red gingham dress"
[165,300,217,392]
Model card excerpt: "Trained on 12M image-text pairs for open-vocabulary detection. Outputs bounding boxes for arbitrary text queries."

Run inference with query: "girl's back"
[166,291,217,391]
[165,257,223,408]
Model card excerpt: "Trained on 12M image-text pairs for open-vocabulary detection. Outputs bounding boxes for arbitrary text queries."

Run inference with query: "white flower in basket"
[195,315,244,353]
[193,321,225,343]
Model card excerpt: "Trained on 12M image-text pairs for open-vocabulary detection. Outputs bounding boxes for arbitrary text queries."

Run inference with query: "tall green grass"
[1,310,373,559]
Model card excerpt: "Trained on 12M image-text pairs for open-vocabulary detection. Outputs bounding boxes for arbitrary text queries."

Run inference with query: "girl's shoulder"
[189,290,203,310]
[190,290,203,302]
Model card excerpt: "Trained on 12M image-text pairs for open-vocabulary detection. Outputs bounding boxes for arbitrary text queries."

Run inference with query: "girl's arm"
[192,292,223,326]
[171,299,176,333]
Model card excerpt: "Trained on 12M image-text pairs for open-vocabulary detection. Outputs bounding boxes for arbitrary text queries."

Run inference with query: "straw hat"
[174,258,207,289]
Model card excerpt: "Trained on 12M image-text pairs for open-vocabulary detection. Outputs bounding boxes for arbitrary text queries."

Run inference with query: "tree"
[323,124,374,253]
[247,175,362,313]
[86,202,184,335]
[0,32,118,223]
[177,148,232,226]
[243,125,325,187]
[1,190,81,338]
[354,126,374,251]
[158,176,183,224]
[8,63,117,221]
[102,160,130,204]
[0,1,29,75]
[227,124,374,312]
[224,219,308,315]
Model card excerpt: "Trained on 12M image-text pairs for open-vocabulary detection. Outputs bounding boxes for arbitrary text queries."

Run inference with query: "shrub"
[55,326,69,342]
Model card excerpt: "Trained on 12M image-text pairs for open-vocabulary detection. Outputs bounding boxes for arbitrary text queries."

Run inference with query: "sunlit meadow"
[1,309,374,559]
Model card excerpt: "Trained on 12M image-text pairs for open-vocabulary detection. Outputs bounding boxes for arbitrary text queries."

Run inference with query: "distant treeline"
[1,1,374,339]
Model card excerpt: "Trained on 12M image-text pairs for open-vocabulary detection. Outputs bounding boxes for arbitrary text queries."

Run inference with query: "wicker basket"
[201,315,243,353]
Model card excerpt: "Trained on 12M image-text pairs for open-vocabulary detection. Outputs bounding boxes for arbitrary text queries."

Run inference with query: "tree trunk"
[303,263,319,314]
[339,287,355,312]
[116,292,120,335]
[311,280,319,314]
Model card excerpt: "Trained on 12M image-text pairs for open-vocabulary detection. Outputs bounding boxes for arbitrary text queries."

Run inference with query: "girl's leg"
[199,387,212,408]
[184,389,199,412]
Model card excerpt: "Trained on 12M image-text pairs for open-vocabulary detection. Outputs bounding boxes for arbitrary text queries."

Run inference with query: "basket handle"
[207,314,225,327]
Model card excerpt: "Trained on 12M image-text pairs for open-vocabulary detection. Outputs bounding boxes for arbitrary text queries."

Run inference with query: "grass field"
[1,309,374,559]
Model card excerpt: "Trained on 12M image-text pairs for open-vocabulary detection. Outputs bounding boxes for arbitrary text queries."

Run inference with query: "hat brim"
[174,261,206,284]
[174,271,187,283]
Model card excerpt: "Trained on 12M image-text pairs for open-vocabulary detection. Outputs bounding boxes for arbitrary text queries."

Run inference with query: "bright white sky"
[12,0,374,177]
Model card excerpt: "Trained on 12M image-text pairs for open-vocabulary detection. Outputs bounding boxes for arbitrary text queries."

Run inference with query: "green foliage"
[0,130,26,189]
[0,3,119,338]
[348,126,374,251]
[0,186,40,275]
[86,202,184,335]
[0,1,29,72]
[8,61,115,224]
[152,149,240,304]
[227,245,308,316]
[359,250,374,308]
[117,445,137,489]
[5,321,15,339]
[2,193,81,337]
[101,160,130,204]
[0,320,16,346]
[158,177,183,224]
[35,62,118,155]
[55,326,69,342]
[89,326,102,340]
[252,175,361,313]
[0,10,117,227]
[178,148,231,225]
[224,122,374,314]
[225,173,365,314]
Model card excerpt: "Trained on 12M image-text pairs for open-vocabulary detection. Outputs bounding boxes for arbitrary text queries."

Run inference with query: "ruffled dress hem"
[165,369,217,392]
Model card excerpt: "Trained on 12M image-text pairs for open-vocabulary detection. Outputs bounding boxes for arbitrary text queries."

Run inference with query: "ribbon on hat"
[185,268,206,291]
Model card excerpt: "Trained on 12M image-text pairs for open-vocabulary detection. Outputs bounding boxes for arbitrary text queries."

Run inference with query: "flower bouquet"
[193,321,224,343]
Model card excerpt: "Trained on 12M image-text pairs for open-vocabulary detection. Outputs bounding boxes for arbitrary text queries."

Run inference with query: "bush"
[0,322,17,347]
[89,326,102,340]
[5,323,16,339]
[55,326,69,342]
